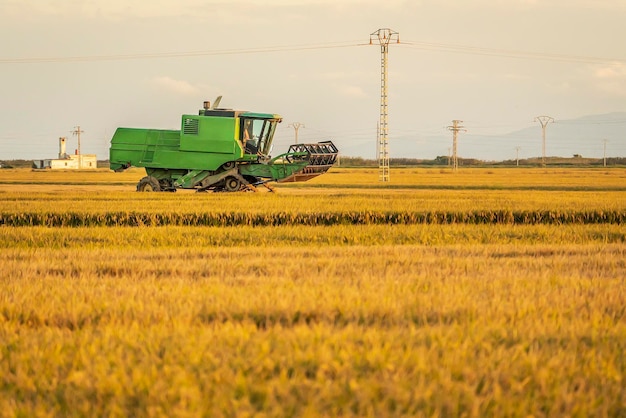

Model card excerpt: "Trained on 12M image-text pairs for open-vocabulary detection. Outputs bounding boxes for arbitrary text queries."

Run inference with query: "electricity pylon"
[447,120,466,172]
[370,28,399,182]
[288,122,305,144]
[535,116,554,167]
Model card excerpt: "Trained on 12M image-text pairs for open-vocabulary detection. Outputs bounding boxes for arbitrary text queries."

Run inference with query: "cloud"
[592,63,626,97]
[318,72,352,81]
[149,76,201,96]
[305,71,369,98]
[594,63,626,79]
[317,71,369,81]
[502,73,531,81]
[336,84,368,98]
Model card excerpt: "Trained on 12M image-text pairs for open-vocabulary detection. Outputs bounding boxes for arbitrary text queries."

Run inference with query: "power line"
[4,37,623,66]
[558,119,626,125]
[400,40,626,65]
[0,41,367,64]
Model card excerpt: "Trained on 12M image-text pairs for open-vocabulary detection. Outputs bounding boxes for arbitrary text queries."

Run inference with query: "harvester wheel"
[159,178,176,192]
[224,176,242,192]
[221,161,236,171]
[137,176,161,192]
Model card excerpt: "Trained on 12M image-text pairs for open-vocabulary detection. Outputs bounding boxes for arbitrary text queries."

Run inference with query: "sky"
[1,0,625,161]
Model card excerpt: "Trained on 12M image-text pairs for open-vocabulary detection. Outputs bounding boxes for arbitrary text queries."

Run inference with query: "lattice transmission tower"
[370,28,399,182]
[447,120,466,172]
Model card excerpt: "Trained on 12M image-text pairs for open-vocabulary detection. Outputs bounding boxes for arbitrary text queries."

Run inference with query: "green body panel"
[179,115,237,155]
[109,114,245,172]
[239,161,309,180]
[171,170,212,189]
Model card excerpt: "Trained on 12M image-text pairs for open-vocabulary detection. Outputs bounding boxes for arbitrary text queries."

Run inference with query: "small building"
[33,136,97,169]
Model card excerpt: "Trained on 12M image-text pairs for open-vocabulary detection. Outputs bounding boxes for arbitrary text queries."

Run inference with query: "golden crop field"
[1,167,625,417]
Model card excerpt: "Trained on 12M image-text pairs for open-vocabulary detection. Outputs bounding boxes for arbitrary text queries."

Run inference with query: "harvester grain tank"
[109,99,338,191]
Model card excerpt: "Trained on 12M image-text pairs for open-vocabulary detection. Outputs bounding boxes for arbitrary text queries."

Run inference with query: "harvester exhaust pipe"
[203,96,222,111]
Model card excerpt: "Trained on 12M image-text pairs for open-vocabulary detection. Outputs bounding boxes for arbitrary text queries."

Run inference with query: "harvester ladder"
[140,131,161,164]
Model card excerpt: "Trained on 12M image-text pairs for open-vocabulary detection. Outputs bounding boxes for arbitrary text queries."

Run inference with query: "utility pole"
[447,120,466,172]
[447,147,451,166]
[534,116,554,167]
[72,126,84,169]
[603,139,608,167]
[370,28,399,182]
[103,129,109,158]
[515,146,521,167]
[287,122,305,144]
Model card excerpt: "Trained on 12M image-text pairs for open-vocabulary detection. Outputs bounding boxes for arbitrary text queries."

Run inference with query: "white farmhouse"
[33,137,97,169]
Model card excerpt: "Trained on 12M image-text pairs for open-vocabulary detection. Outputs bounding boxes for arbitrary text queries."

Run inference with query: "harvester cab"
[109,99,338,192]
[239,116,274,157]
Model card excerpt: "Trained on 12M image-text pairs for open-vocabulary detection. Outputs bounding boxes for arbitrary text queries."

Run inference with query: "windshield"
[241,118,278,156]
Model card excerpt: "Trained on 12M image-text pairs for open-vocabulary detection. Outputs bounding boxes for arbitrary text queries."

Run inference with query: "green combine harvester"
[109,98,338,192]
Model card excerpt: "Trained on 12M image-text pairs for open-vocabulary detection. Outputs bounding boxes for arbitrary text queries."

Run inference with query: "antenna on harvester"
[370,28,399,182]
[212,96,222,109]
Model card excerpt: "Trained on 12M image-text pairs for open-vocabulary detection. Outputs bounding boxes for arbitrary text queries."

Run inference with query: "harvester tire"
[137,176,161,192]
[224,176,242,192]
[158,178,176,192]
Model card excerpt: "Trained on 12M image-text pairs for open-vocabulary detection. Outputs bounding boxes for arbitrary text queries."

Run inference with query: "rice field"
[1,167,625,417]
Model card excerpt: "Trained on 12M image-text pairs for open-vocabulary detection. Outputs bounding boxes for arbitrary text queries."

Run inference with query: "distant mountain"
[386,112,626,162]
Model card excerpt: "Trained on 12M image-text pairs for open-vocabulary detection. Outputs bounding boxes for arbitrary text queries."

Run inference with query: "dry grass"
[0,167,625,417]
